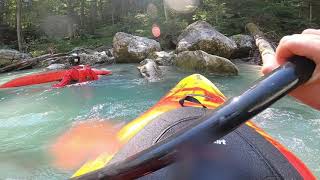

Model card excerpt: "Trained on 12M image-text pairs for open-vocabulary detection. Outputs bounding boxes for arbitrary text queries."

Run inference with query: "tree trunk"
[120,0,126,17]
[111,10,115,25]
[99,0,104,22]
[246,23,275,65]
[88,0,97,34]
[67,0,74,17]
[163,0,168,21]
[67,0,78,38]
[0,53,68,73]
[80,0,86,29]
[111,0,115,25]
[16,0,23,52]
[0,0,4,24]
[309,2,313,23]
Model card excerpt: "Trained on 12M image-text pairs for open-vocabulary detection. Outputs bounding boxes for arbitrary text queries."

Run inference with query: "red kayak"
[0,66,112,89]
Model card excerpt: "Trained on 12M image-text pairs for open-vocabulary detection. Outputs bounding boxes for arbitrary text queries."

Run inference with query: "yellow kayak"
[72,74,314,179]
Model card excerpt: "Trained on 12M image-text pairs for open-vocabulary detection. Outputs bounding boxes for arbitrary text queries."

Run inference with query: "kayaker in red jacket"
[52,65,112,88]
[262,29,320,110]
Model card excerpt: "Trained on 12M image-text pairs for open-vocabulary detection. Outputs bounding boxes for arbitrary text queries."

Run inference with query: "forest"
[0,0,319,56]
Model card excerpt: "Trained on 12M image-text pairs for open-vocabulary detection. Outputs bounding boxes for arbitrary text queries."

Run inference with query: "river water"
[0,63,319,179]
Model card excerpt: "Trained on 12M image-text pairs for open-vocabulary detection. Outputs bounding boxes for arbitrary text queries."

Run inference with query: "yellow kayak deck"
[72,74,226,177]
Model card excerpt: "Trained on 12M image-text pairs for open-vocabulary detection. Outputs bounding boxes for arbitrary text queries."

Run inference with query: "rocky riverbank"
[0,21,259,82]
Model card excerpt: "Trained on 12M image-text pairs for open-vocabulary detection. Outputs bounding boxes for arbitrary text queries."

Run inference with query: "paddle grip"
[286,55,316,85]
[72,56,316,180]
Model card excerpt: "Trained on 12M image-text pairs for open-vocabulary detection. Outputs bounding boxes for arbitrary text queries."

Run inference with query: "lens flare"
[152,24,161,38]
[164,0,199,14]
[50,120,121,170]
[147,3,158,18]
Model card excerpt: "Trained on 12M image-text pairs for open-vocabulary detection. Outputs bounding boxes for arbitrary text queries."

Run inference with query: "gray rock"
[0,49,31,60]
[138,59,162,82]
[79,51,115,65]
[0,49,31,67]
[113,32,161,63]
[95,45,112,52]
[176,21,236,58]
[230,34,255,58]
[175,50,239,76]
[148,51,176,66]
[70,47,95,55]
[46,63,67,70]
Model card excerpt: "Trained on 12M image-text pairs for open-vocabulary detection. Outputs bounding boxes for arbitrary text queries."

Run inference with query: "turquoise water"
[0,64,319,179]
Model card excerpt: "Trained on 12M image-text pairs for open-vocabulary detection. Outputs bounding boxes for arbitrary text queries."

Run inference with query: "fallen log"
[246,23,275,65]
[0,60,36,73]
[0,53,68,73]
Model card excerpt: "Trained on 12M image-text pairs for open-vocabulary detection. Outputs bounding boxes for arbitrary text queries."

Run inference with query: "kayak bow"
[72,56,316,180]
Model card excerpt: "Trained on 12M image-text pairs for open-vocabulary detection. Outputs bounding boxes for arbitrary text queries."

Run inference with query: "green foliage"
[116,13,153,37]
[27,34,113,56]
[192,0,319,39]
[193,0,228,24]
[158,17,189,49]
[1,0,320,53]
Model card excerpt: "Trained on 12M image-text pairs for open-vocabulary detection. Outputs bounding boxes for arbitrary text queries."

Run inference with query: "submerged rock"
[148,51,176,66]
[175,50,239,76]
[46,63,67,70]
[176,21,236,58]
[113,32,161,63]
[230,34,255,58]
[138,59,162,82]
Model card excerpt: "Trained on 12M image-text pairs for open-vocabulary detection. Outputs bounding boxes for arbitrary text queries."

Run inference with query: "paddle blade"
[50,120,121,170]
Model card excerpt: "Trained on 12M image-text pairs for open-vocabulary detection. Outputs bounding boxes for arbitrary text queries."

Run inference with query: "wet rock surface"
[176,21,236,58]
[148,51,176,66]
[113,32,161,63]
[175,50,239,76]
[0,49,31,67]
[138,59,163,82]
[230,34,255,59]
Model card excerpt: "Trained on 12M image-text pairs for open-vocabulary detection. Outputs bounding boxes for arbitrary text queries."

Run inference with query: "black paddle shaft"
[72,56,316,180]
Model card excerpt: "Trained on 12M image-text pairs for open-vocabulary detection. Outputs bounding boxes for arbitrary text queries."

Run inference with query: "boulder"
[0,49,31,60]
[176,21,236,58]
[95,46,114,58]
[79,51,115,65]
[70,47,95,55]
[175,50,239,76]
[138,59,162,82]
[46,63,67,70]
[95,45,112,52]
[0,49,31,67]
[148,51,176,66]
[230,34,255,58]
[113,32,161,63]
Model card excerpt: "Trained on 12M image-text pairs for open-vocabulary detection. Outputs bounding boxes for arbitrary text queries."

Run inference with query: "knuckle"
[302,29,314,34]
[279,35,292,45]
[302,28,320,34]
